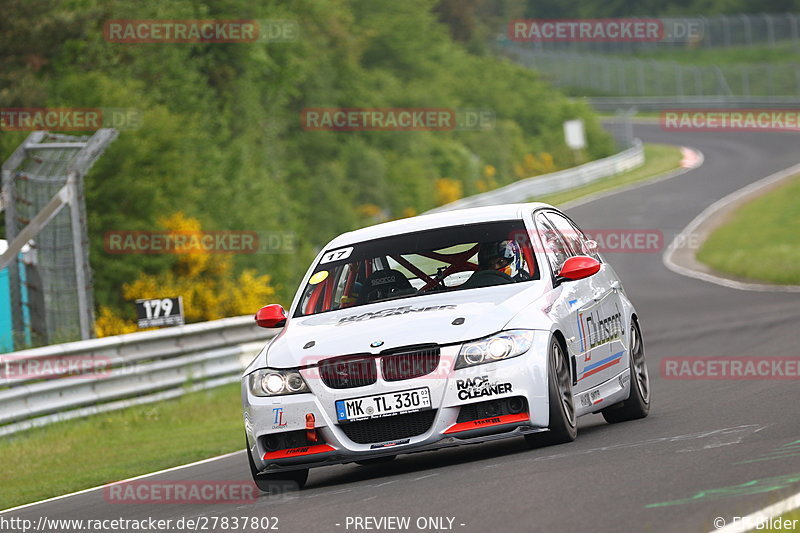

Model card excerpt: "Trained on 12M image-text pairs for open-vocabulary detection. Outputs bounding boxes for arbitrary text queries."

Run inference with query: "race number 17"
[320,247,353,264]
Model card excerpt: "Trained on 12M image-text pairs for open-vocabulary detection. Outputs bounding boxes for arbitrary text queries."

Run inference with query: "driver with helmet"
[461,240,531,289]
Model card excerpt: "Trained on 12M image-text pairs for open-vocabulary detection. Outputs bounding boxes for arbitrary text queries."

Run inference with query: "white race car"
[242,203,650,491]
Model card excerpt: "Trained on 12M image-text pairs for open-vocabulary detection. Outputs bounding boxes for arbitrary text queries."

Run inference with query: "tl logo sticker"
[272,407,287,427]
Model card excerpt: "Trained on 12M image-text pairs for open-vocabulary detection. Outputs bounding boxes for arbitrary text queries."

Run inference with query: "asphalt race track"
[5,124,800,533]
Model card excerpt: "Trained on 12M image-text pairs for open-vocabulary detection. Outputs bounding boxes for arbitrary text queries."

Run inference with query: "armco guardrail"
[427,139,643,213]
[0,316,275,436]
[586,96,800,112]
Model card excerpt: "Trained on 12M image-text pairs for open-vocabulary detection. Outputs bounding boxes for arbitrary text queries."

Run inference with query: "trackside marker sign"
[135,297,184,328]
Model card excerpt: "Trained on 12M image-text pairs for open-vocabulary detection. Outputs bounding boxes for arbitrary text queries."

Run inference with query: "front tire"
[246,436,309,493]
[601,318,650,424]
[526,335,577,447]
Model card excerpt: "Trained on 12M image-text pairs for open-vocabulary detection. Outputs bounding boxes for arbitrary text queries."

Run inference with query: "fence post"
[741,14,753,46]
[699,16,711,48]
[694,67,703,96]
[795,66,800,96]
[655,60,663,96]
[636,59,645,95]
[722,14,731,48]
[764,14,776,47]
[767,65,775,97]
[618,59,628,95]
[741,66,751,97]
[713,66,733,96]
[790,14,800,53]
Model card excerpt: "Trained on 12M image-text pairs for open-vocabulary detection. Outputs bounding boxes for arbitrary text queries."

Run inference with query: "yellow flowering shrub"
[94,212,276,337]
[94,306,139,337]
[434,177,463,206]
[356,203,383,219]
[518,152,557,179]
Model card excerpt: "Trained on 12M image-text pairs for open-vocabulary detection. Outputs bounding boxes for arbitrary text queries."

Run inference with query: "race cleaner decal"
[456,375,513,400]
[338,304,457,324]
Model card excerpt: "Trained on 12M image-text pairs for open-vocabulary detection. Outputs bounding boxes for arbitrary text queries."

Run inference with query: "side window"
[535,213,572,274]
[546,212,601,261]
[544,211,586,257]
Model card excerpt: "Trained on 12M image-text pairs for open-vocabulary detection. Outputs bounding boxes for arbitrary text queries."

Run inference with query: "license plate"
[335,387,431,423]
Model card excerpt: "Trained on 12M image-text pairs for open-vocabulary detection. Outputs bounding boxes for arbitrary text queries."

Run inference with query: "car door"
[545,211,626,395]
[532,211,598,406]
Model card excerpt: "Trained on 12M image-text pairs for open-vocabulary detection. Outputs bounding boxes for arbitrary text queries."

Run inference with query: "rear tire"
[601,319,650,424]
[526,335,577,448]
[246,435,309,493]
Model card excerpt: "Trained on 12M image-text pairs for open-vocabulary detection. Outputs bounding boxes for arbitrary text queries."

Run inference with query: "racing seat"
[358,269,416,304]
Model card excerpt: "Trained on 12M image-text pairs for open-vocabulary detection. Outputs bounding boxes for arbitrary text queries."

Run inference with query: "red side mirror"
[558,256,601,281]
[255,304,287,328]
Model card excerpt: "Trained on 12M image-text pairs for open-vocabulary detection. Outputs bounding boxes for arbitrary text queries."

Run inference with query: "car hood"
[257,282,548,369]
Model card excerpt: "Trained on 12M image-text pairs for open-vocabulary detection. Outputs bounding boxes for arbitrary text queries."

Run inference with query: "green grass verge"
[625,42,799,66]
[0,383,244,510]
[530,143,683,206]
[697,173,800,285]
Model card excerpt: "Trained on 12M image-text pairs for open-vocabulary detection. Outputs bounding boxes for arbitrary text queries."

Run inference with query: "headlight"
[248,368,310,397]
[456,330,535,369]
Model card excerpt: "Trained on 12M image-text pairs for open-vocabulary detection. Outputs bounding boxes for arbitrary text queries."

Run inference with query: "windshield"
[294,220,539,317]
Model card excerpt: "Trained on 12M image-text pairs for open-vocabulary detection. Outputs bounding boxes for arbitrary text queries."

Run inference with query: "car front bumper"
[243,332,552,473]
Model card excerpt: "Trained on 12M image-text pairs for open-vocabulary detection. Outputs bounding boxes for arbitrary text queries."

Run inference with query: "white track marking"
[711,491,800,533]
[0,450,244,514]
[663,161,800,293]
